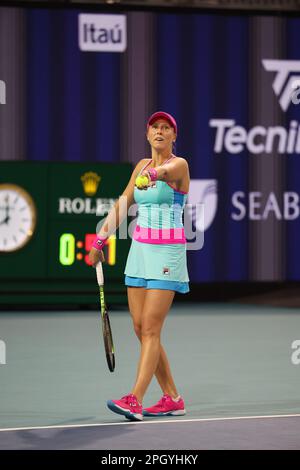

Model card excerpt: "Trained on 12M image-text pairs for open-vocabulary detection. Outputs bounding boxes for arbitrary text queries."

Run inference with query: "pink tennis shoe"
[107,394,143,421]
[143,394,186,417]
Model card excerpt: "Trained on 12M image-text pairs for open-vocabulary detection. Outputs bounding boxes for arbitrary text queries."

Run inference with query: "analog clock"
[0,184,37,252]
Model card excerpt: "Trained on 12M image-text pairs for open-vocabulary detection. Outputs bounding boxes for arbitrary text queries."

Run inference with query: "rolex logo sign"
[81,172,101,196]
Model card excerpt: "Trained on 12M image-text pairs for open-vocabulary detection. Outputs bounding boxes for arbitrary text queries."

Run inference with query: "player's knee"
[141,323,160,340]
[133,322,142,340]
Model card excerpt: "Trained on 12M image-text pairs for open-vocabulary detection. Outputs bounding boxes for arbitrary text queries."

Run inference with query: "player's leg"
[130,288,175,403]
[127,286,146,380]
[127,287,179,398]
[154,345,179,398]
[107,287,180,421]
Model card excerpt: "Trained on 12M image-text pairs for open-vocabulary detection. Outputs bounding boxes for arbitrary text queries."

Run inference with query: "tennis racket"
[96,262,115,372]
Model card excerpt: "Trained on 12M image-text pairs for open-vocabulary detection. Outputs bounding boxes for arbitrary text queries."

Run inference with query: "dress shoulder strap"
[161,154,175,166]
[139,155,175,175]
[139,159,153,175]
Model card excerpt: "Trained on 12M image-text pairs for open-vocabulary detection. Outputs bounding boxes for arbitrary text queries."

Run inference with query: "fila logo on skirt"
[163,267,170,276]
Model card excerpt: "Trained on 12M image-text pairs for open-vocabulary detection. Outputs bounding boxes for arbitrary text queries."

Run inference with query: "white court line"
[1,413,300,433]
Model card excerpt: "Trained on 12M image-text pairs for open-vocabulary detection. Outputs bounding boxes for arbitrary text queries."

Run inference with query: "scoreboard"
[0,162,132,305]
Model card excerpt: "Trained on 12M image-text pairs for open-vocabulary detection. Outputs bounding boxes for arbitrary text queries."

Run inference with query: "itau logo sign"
[79,14,127,52]
[262,59,300,111]
[0,80,6,104]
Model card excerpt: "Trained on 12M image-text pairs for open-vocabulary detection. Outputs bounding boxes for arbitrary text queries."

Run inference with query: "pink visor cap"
[147,111,177,134]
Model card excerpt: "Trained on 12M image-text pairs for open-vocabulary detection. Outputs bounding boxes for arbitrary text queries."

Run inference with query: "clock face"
[0,184,37,252]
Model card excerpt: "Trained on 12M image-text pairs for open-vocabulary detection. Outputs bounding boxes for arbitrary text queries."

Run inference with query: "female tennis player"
[89,111,190,421]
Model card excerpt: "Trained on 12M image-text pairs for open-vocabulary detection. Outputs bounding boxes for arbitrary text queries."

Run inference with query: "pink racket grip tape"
[147,168,158,182]
[92,236,107,251]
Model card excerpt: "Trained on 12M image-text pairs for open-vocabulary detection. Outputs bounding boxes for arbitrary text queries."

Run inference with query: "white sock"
[173,395,181,402]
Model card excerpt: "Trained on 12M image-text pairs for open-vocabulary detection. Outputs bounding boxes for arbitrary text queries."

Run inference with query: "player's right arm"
[88,159,149,266]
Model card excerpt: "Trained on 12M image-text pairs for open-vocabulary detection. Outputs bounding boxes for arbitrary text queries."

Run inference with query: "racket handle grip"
[96,262,104,286]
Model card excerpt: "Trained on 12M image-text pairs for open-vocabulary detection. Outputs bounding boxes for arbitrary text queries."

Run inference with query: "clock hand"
[0,196,11,225]
[4,195,10,221]
[0,217,8,225]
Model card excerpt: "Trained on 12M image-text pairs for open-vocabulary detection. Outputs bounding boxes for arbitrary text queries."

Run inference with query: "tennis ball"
[135,175,149,189]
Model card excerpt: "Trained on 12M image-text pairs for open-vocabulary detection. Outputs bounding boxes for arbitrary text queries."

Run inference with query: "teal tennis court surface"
[1,303,300,449]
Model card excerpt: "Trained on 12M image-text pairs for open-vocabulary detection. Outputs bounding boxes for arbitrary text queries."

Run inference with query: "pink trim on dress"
[166,182,188,194]
[133,224,186,244]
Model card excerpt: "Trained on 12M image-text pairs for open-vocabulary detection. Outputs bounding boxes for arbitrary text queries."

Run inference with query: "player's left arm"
[142,157,189,183]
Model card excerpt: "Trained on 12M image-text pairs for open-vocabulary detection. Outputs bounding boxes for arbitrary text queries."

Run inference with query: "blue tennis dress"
[124,158,189,294]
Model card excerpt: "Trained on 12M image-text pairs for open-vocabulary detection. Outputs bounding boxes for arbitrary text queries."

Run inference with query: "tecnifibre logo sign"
[0,80,6,104]
[79,14,127,52]
[262,59,300,111]
[209,60,300,156]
